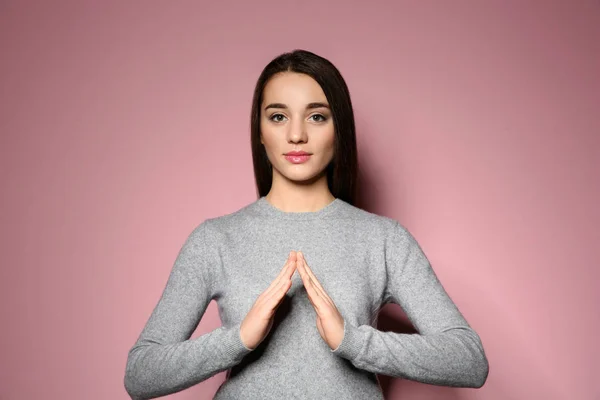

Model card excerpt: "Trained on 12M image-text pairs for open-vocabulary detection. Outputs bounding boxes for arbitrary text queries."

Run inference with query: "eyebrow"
[264,102,330,111]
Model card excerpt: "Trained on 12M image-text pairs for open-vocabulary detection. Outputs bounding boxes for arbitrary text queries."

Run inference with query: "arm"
[331,220,489,388]
[124,221,253,400]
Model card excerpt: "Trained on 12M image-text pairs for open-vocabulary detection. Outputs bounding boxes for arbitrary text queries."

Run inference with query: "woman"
[124,49,489,399]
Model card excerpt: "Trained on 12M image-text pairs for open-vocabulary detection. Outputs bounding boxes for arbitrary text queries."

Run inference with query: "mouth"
[284,154,311,164]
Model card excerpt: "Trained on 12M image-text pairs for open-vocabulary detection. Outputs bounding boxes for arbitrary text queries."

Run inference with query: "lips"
[284,154,311,164]
[285,151,310,156]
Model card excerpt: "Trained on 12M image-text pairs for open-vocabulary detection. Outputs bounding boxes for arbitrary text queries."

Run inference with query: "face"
[260,72,335,185]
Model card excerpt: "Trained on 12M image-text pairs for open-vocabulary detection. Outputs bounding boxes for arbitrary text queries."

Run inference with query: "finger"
[297,253,332,303]
[268,253,294,288]
[299,258,336,311]
[296,258,327,312]
[301,270,326,313]
[262,252,297,304]
[263,276,293,309]
[262,261,295,306]
[275,251,297,281]
[297,253,323,289]
[262,252,296,298]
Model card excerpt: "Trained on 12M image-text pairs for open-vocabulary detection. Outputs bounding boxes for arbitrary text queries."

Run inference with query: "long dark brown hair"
[250,49,359,206]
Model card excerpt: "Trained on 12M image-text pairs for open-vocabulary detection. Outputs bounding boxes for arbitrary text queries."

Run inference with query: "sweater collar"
[253,196,344,221]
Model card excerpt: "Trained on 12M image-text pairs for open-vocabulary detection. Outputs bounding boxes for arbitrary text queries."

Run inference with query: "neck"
[264,191,336,213]
[265,169,335,213]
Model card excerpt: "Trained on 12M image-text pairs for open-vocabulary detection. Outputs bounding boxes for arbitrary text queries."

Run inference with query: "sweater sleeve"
[124,221,253,400]
[331,220,489,388]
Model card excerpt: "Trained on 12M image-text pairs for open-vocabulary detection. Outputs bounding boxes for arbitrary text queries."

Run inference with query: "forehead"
[262,72,327,104]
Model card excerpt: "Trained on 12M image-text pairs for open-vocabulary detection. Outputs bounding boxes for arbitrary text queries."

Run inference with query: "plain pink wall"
[1,1,598,399]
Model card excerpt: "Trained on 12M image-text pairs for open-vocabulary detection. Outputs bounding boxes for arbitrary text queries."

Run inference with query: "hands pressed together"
[240,251,345,351]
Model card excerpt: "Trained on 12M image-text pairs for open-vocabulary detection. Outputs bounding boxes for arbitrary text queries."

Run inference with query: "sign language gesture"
[295,251,345,351]
[239,251,297,350]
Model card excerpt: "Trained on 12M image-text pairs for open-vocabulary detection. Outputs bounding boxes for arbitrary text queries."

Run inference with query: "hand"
[295,251,345,351]
[239,251,297,350]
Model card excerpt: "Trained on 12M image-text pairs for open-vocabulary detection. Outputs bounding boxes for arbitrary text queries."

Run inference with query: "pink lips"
[284,154,311,164]
[284,151,311,164]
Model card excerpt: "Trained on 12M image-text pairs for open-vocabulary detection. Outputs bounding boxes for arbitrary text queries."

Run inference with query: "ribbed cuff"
[220,321,254,361]
[330,319,366,361]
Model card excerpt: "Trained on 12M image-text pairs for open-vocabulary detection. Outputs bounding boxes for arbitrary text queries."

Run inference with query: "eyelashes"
[310,114,327,123]
[269,113,328,123]
[270,114,286,123]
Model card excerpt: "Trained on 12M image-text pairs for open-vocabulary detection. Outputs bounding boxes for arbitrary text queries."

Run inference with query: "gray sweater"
[124,196,489,399]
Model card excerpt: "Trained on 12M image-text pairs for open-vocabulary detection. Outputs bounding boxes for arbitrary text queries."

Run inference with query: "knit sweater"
[124,196,489,399]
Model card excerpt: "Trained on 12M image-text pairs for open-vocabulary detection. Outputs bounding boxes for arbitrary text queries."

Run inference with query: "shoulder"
[338,200,401,229]
[188,200,261,245]
[334,200,418,248]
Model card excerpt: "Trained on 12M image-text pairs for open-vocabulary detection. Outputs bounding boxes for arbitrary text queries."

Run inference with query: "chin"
[282,168,326,184]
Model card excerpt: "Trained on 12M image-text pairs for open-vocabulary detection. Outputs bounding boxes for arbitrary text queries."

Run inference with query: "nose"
[287,118,307,144]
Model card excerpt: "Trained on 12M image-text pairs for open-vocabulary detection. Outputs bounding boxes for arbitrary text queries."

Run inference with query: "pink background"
[1,1,598,399]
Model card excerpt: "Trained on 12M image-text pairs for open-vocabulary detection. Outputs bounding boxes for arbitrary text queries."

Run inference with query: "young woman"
[124,49,489,399]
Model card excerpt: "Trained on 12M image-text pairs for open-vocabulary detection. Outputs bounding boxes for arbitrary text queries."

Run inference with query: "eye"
[310,114,327,122]
[269,113,286,123]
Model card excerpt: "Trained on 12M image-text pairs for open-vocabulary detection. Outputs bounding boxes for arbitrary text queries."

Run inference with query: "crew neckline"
[254,196,344,220]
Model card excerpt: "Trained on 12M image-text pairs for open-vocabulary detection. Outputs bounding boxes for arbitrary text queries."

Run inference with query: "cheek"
[323,128,335,151]
[259,122,273,144]
[327,130,335,146]
[259,126,281,156]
